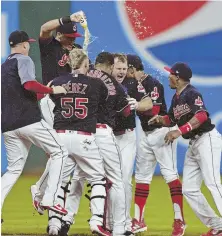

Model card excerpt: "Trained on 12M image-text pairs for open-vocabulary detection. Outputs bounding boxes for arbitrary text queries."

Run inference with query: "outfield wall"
[1,1,222,174]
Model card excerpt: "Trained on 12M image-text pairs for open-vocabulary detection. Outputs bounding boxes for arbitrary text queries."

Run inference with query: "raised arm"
[40,11,84,38]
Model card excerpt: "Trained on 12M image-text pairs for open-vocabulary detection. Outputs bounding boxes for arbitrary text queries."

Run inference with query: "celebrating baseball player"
[48,48,109,236]
[30,11,86,234]
[38,10,84,129]
[1,30,68,218]
[126,55,186,236]
[111,53,153,231]
[61,52,133,236]
[149,62,222,236]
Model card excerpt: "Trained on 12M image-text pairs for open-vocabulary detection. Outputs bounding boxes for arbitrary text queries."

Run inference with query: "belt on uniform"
[114,128,134,136]
[56,130,92,136]
[96,124,107,129]
[190,132,204,140]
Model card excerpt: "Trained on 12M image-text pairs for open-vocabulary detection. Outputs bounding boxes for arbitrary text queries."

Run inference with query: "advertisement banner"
[72,1,222,174]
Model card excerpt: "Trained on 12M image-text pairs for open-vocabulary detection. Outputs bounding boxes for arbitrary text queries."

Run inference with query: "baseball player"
[111,53,153,231]
[1,30,68,218]
[38,10,84,126]
[30,12,91,235]
[60,52,134,236]
[149,62,222,236]
[47,49,109,236]
[31,10,84,209]
[127,55,186,236]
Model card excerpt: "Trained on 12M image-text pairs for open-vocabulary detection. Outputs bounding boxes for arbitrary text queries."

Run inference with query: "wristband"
[59,16,71,26]
[178,122,192,135]
[162,115,171,126]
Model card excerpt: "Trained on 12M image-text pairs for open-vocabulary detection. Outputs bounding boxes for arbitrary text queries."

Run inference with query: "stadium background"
[1,1,222,175]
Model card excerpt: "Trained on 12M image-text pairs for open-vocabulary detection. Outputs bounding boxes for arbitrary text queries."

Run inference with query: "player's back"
[88,69,128,128]
[50,73,107,133]
[1,54,41,133]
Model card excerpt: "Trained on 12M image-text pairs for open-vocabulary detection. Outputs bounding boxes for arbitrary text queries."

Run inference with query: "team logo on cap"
[117,1,222,86]
[73,24,77,32]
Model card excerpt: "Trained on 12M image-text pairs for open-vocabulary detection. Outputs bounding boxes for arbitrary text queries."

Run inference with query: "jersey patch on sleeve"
[150,87,159,101]
[137,82,146,93]
[194,96,204,107]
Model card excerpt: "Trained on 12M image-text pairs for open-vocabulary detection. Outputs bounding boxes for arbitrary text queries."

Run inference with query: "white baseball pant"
[57,130,107,229]
[40,95,55,128]
[182,128,222,230]
[1,119,68,208]
[115,129,136,231]
[135,127,178,185]
[34,95,55,195]
[62,125,127,235]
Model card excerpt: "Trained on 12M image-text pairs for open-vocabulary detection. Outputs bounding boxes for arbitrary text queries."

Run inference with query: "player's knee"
[135,174,152,184]
[182,183,200,196]
[205,182,222,193]
[50,147,68,160]
[7,166,23,176]
[135,177,151,185]
[164,174,178,184]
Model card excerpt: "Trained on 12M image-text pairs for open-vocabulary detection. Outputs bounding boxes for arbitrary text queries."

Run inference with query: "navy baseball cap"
[164,62,192,81]
[56,22,82,38]
[127,54,144,71]
[9,30,36,47]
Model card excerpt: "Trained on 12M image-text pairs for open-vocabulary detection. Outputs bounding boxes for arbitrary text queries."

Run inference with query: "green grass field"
[1,175,219,236]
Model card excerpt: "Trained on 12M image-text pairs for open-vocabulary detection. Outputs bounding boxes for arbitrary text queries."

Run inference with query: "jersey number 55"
[61,97,88,119]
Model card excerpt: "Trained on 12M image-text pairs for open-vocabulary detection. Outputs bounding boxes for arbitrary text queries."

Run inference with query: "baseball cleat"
[60,221,71,236]
[91,225,111,236]
[114,231,134,236]
[30,185,44,215]
[123,231,134,236]
[48,226,60,236]
[132,218,147,233]
[41,204,68,216]
[201,229,222,236]
[33,200,45,215]
[172,219,187,236]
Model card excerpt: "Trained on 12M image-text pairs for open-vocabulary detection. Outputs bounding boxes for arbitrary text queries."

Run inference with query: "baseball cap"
[8,30,36,47]
[164,62,192,81]
[56,22,82,38]
[127,54,144,71]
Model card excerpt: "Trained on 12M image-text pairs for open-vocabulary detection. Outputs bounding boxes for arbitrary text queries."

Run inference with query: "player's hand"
[127,97,138,110]
[47,80,53,87]
[164,130,181,145]
[70,11,85,23]
[148,115,162,125]
[51,85,67,94]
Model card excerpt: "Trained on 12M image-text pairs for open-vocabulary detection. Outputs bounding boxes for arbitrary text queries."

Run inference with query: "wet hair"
[68,49,87,70]
[113,53,127,63]
[95,52,114,66]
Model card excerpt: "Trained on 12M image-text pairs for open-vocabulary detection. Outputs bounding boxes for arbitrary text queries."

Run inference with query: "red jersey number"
[61,97,88,119]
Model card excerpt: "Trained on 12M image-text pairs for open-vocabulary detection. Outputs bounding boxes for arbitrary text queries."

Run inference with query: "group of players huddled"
[1,10,222,236]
